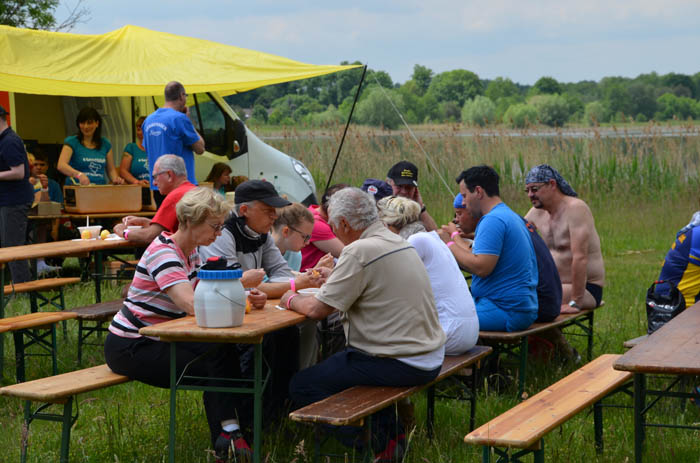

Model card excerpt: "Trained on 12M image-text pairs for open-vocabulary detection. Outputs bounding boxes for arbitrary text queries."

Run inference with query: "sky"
[67,0,700,86]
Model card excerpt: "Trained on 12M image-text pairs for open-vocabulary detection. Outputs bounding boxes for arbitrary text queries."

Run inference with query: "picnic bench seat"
[0,311,77,382]
[290,345,492,462]
[464,354,632,462]
[71,298,124,364]
[479,304,603,398]
[0,363,131,463]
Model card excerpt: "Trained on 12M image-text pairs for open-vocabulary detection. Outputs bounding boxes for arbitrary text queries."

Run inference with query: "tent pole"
[324,64,367,193]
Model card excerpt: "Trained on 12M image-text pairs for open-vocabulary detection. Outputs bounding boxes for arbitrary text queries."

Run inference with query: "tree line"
[227,62,700,129]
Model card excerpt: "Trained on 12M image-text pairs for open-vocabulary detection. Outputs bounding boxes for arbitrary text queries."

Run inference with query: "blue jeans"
[289,348,440,452]
[475,297,538,332]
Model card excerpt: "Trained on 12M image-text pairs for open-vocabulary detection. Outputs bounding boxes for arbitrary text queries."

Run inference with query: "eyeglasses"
[288,225,311,242]
[206,222,225,232]
[152,170,169,180]
[524,183,546,194]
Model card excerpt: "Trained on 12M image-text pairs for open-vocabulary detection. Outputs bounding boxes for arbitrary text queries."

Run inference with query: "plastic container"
[78,225,102,239]
[63,185,142,213]
[194,268,246,328]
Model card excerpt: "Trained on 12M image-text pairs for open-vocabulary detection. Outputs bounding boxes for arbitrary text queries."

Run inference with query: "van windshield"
[187,94,236,158]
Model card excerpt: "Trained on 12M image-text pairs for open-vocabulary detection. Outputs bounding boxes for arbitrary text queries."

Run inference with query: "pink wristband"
[450,230,460,239]
[286,293,297,310]
[446,241,455,248]
[123,229,130,240]
[290,278,296,292]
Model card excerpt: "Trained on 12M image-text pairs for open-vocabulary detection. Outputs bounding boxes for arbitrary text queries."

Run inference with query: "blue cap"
[453,193,465,209]
[197,269,243,280]
[361,178,393,202]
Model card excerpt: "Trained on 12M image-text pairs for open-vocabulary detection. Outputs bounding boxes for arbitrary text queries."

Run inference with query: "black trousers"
[105,333,242,446]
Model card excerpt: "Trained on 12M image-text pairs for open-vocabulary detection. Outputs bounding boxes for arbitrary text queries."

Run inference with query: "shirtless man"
[524,164,605,314]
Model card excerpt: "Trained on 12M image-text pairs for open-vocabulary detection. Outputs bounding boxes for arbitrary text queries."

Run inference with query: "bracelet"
[75,172,83,178]
[286,293,297,310]
[446,241,455,248]
[450,230,460,239]
[290,278,296,292]
[40,188,48,192]
[420,205,426,214]
[123,229,130,240]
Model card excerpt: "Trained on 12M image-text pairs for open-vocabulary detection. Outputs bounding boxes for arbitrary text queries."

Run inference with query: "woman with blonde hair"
[105,187,265,461]
[377,195,479,355]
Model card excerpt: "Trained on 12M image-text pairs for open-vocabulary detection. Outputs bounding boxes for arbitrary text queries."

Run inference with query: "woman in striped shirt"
[105,187,265,462]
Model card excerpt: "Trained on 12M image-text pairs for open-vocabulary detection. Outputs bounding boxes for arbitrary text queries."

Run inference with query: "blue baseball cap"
[361,178,393,202]
[453,193,465,209]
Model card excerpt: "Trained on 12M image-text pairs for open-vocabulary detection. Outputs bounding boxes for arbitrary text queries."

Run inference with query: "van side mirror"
[227,119,248,160]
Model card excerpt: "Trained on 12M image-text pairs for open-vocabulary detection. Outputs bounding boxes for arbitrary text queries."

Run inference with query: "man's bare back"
[526,196,605,311]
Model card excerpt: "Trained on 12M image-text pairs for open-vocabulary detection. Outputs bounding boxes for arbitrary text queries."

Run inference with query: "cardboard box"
[63,185,142,213]
[37,201,62,216]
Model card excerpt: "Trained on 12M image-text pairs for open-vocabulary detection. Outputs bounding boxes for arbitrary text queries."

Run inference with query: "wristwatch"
[568,300,581,310]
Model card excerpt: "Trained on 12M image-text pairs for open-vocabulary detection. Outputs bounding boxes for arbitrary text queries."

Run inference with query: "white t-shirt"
[407,231,479,355]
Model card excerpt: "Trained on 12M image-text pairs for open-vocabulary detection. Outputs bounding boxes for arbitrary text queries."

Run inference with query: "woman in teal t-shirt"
[119,116,150,186]
[57,107,124,185]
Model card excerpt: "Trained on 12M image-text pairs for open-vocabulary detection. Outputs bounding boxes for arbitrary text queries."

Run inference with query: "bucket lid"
[197,269,243,280]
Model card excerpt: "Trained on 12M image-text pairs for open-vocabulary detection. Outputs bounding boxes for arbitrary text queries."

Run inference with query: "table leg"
[253,342,262,463]
[518,336,528,399]
[634,373,646,463]
[94,251,103,303]
[169,342,177,463]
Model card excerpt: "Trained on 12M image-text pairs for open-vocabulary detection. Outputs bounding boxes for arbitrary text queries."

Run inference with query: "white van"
[3,90,318,205]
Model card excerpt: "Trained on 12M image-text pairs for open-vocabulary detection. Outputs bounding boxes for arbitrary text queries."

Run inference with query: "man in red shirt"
[113,154,195,245]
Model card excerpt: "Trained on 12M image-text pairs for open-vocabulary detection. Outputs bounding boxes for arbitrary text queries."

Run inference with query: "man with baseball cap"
[386,160,438,231]
[361,178,392,202]
[0,105,33,283]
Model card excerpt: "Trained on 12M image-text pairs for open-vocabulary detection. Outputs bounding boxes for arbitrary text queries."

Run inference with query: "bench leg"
[313,424,321,463]
[13,331,26,383]
[634,373,646,463]
[59,287,68,338]
[59,397,74,463]
[594,400,603,453]
[470,363,479,431]
[426,384,435,439]
[77,319,84,366]
[518,336,528,399]
[482,446,491,463]
[533,440,544,463]
[587,312,594,362]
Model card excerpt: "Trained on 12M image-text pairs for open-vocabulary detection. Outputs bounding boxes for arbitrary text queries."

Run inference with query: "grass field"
[1,125,700,462]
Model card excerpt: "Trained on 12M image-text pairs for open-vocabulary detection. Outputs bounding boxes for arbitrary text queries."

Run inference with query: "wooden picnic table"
[28,211,155,220]
[139,300,305,463]
[614,302,700,463]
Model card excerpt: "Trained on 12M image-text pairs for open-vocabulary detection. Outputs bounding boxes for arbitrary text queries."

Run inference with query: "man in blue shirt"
[443,165,538,332]
[143,81,205,207]
[0,105,34,283]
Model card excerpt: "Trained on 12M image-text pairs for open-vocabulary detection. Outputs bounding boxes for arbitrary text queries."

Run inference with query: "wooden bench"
[289,345,492,462]
[71,299,124,364]
[464,354,632,462]
[0,311,77,382]
[0,363,131,463]
[479,305,603,398]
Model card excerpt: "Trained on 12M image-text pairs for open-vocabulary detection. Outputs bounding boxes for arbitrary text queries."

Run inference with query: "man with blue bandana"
[524,164,605,313]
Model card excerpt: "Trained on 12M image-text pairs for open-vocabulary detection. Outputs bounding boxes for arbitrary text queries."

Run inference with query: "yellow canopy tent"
[0,24,360,96]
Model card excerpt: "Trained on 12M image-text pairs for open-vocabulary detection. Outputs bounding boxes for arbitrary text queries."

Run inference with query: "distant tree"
[251,105,268,123]
[0,0,90,30]
[503,104,538,128]
[627,83,657,120]
[662,73,696,99]
[655,93,697,121]
[309,105,345,126]
[461,96,496,126]
[532,76,562,95]
[438,100,462,122]
[494,95,523,122]
[367,69,393,89]
[485,77,520,101]
[602,82,633,118]
[562,80,599,103]
[355,86,404,129]
[562,93,584,120]
[530,94,570,127]
[411,64,433,95]
[427,69,483,107]
[583,101,608,126]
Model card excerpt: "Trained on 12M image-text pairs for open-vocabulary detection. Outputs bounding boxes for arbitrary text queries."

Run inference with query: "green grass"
[2,126,700,461]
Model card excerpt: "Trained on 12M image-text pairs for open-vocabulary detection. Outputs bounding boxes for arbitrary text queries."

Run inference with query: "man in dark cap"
[524,164,605,313]
[0,105,33,283]
[361,178,392,202]
[386,160,437,231]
